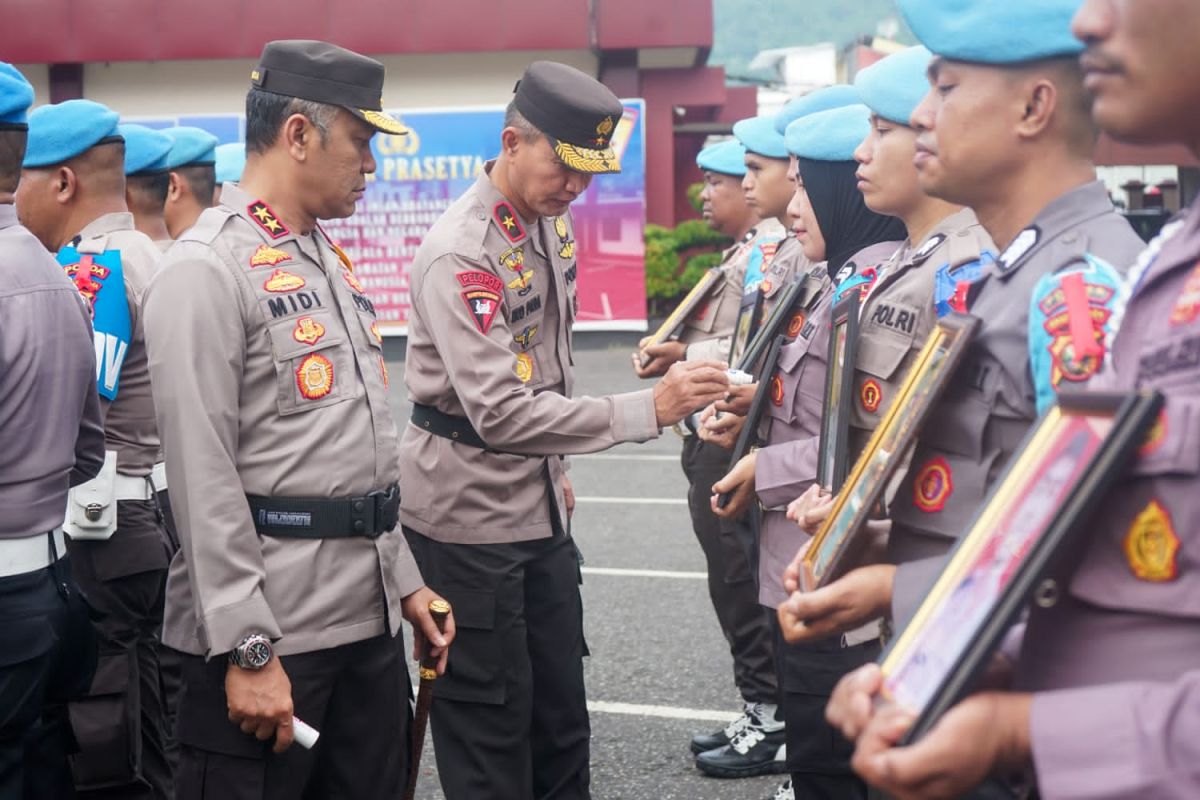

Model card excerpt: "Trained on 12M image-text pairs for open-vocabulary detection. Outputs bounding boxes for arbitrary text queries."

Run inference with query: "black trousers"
[67,500,172,800]
[174,634,412,800]
[0,554,98,800]
[153,490,182,782]
[681,436,778,705]
[771,613,879,799]
[406,526,590,800]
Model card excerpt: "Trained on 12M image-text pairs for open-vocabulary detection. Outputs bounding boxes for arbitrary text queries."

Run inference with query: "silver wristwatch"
[229,633,273,670]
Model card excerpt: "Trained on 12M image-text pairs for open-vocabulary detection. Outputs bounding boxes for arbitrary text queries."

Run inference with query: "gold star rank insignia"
[247,200,289,239]
[493,202,526,243]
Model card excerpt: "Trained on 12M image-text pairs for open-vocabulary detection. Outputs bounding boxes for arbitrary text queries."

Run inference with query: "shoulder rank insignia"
[913,456,954,513]
[296,353,334,400]
[457,271,503,335]
[493,202,526,243]
[247,200,289,239]
[343,269,366,294]
[1124,499,1179,582]
[514,325,538,349]
[250,244,292,268]
[264,269,306,293]
[911,233,946,266]
[292,316,326,346]
[514,352,534,383]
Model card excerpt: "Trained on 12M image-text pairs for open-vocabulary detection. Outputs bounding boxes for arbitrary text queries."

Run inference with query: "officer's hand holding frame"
[874,390,1162,745]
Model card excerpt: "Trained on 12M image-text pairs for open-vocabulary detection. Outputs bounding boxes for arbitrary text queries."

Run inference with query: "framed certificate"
[638,268,723,368]
[802,313,980,590]
[734,265,829,373]
[816,292,861,493]
[728,287,766,368]
[876,390,1163,744]
[715,334,787,510]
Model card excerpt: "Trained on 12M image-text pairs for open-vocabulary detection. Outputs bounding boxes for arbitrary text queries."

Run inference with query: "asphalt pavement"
[385,333,783,800]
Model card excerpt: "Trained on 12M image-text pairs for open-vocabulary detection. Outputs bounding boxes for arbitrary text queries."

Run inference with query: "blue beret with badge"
[163,126,218,169]
[854,46,934,125]
[0,62,34,129]
[773,84,861,135]
[23,99,121,168]
[733,115,787,160]
[696,139,747,177]
[785,104,872,161]
[897,0,1085,64]
[215,142,246,183]
[119,124,172,176]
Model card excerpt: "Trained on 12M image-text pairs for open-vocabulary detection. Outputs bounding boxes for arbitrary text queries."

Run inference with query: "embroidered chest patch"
[913,456,954,513]
[457,271,504,335]
[292,316,325,346]
[264,269,306,293]
[860,379,882,414]
[250,244,292,268]
[296,353,334,400]
[1124,500,1179,582]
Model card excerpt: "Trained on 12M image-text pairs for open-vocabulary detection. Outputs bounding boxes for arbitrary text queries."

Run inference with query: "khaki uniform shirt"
[400,166,660,544]
[682,218,788,363]
[144,183,423,657]
[0,205,105,538]
[72,213,162,476]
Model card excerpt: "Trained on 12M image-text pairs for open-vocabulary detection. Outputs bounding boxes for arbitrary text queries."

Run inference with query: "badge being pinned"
[860,379,882,414]
[296,353,334,400]
[250,244,292,268]
[248,200,289,239]
[515,352,534,383]
[292,316,326,346]
[494,202,526,243]
[913,456,953,513]
[264,269,306,293]
[1124,499,1179,582]
[457,271,504,335]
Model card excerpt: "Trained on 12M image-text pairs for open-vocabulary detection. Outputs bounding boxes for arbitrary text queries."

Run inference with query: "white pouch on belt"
[64,450,118,541]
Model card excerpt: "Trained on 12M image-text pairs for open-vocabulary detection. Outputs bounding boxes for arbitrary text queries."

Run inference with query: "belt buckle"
[368,484,401,538]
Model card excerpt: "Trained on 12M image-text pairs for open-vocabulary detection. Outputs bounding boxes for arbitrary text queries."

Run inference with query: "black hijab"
[798,158,906,275]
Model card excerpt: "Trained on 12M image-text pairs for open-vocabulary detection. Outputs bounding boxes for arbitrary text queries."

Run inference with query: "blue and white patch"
[57,246,130,401]
[933,251,994,317]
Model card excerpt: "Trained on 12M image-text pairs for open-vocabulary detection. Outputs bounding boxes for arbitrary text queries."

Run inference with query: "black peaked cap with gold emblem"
[513,61,624,175]
[251,40,408,136]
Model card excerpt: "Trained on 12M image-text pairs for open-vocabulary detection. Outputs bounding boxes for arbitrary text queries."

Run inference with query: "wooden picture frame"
[816,292,861,493]
[638,268,724,368]
[876,390,1163,744]
[801,313,981,590]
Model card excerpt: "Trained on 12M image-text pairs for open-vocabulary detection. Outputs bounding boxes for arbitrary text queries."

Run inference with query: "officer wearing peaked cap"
[399,60,731,799]
[142,39,454,800]
[121,123,175,248]
[161,126,218,240]
[0,61,107,800]
[17,97,176,799]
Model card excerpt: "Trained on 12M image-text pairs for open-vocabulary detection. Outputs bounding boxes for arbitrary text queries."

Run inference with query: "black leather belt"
[411,403,499,452]
[247,484,400,539]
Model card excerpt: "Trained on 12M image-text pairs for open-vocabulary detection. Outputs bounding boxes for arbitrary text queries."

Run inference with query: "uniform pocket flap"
[777,332,814,373]
[266,311,344,361]
[1131,395,1200,478]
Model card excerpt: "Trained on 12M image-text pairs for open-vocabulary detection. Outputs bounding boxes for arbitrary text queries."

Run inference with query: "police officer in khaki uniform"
[831,2,1200,797]
[778,0,1146,646]
[0,61,105,800]
[142,40,454,800]
[18,99,175,799]
[399,61,731,799]
[120,124,175,249]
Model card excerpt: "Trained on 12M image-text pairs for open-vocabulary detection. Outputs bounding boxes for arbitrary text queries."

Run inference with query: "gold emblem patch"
[249,244,292,268]
[500,246,525,273]
[263,269,306,293]
[515,352,534,383]
[1124,500,1179,582]
[508,270,534,292]
[296,354,334,400]
[554,216,568,240]
[343,270,365,294]
[558,241,576,260]
[292,316,326,346]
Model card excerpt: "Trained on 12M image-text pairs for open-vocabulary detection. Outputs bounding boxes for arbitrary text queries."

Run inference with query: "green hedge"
[644,184,731,317]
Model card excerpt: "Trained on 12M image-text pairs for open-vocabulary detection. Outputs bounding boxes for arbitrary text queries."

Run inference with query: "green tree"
[644,185,731,317]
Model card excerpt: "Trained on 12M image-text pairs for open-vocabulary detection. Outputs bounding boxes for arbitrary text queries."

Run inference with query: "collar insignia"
[247,200,289,239]
[493,202,526,243]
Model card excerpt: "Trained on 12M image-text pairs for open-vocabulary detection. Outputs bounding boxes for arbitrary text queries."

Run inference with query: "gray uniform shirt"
[0,205,105,538]
[399,166,659,545]
[145,183,423,657]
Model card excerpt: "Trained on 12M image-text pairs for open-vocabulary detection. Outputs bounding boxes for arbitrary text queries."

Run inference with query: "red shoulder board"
[493,202,526,243]
[247,200,289,239]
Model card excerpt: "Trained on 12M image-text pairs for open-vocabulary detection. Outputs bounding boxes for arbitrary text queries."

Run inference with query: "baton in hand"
[402,599,451,800]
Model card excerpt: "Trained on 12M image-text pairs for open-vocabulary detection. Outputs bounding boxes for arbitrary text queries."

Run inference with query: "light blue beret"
[696,139,747,177]
[215,142,246,183]
[23,99,121,168]
[785,104,872,162]
[897,0,1085,64]
[733,115,787,160]
[163,126,218,169]
[854,47,935,126]
[119,124,172,175]
[0,62,34,128]
[773,84,861,135]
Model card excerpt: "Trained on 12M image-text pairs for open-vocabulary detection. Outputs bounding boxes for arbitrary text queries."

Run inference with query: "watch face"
[244,639,272,668]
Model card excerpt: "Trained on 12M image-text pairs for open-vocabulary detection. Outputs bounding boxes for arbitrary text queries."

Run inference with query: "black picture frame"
[728,287,766,368]
[802,313,981,590]
[714,334,787,510]
[638,268,724,368]
[816,292,861,493]
[876,389,1163,744]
